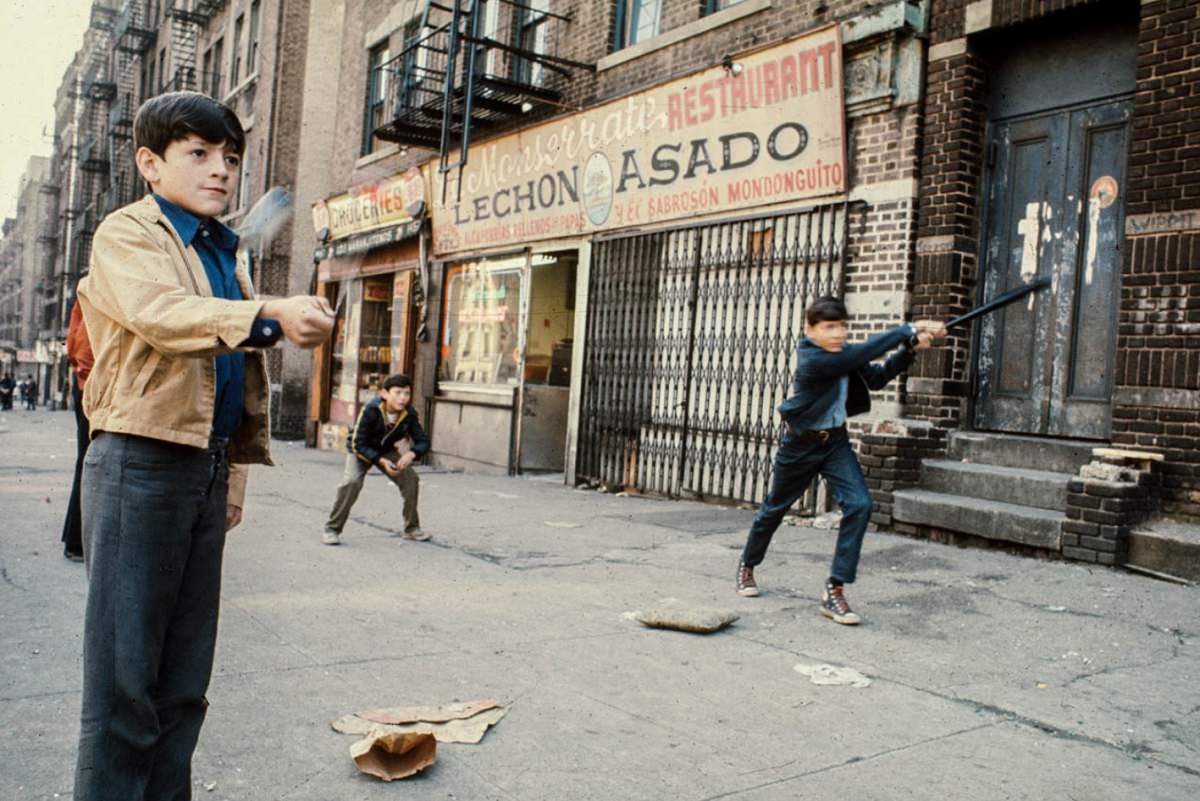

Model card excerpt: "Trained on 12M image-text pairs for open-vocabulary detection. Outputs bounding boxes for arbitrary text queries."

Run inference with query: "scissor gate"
[578,202,848,508]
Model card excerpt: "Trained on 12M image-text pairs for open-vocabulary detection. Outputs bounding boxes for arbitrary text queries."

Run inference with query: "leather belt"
[790,423,845,444]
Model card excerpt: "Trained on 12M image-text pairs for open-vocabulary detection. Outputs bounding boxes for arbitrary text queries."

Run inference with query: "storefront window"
[439,257,524,386]
[357,276,394,397]
[326,275,396,423]
[327,280,359,425]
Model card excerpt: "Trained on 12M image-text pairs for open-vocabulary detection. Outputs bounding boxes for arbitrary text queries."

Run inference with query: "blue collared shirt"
[153,195,280,439]
[812,374,848,430]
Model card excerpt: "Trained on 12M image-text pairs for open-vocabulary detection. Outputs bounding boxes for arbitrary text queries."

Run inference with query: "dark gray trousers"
[61,380,88,556]
[75,432,229,801]
[324,450,420,534]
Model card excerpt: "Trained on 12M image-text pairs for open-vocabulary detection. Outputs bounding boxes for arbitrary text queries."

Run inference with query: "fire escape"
[65,2,118,301]
[163,0,225,93]
[372,0,593,203]
[109,0,158,210]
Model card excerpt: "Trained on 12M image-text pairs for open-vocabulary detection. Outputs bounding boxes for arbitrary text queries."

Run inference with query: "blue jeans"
[75,432,229,801]
[741,428,873,584]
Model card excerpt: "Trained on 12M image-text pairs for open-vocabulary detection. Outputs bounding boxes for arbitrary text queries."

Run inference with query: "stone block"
[1080,535,1118,553]
[1062,546,1098,562]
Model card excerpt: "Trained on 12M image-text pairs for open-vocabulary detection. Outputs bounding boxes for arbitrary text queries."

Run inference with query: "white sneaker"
[402,527,431,542]
[322,530,341,546]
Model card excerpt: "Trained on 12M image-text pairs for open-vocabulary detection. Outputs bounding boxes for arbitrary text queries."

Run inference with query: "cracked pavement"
[1,410,1198,800]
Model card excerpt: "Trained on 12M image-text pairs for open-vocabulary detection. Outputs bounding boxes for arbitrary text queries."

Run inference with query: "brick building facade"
[193,0,314,437]
[300,0,932,489]
[23,1,314,429]
[292,0,1194,571]
[868,0,1199,577]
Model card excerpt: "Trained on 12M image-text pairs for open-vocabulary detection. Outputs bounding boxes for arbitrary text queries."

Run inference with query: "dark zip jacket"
[777,324,916,431]
[348,396,431,467]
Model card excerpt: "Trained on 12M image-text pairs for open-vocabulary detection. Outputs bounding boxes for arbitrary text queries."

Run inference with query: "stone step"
[1126,521,1200,582]
[948,431,1097,475]
[893,488,1064,550]
[920,459,1072,512]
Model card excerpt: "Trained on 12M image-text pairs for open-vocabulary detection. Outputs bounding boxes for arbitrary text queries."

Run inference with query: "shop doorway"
[322,270,421,441]
[973,12,1136,440]
[435,251,576,473]
[517,252,576,472]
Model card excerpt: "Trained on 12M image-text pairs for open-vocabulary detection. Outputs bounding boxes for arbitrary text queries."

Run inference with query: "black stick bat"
[945,276,1052,331]
[903,276,1052,349]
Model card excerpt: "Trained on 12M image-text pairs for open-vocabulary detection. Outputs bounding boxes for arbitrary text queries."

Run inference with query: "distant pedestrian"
[61,299,93,562]
[735,297,945,625]
[323,373,430,545]
[0,373,13,410]
[23,375,37,410]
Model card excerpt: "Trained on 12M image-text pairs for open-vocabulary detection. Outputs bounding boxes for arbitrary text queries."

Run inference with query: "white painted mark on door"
[1016,201,1042,283]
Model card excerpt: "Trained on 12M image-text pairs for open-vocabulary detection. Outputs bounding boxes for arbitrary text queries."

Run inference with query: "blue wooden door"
[975,98,1131,439]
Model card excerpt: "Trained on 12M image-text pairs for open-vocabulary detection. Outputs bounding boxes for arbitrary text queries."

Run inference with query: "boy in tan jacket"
[73,92,332,800]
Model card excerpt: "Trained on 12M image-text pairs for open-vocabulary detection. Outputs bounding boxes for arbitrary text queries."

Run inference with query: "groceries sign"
[432,26,845,255]
[313,167,427,242]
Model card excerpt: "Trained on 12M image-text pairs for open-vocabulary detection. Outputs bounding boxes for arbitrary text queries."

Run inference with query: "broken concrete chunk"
[1080,461,1139,483]
[634,607,739,634]
[349,729,436,781]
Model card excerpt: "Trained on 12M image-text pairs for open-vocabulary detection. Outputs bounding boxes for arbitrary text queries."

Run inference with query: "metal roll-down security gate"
[578,202,849,508]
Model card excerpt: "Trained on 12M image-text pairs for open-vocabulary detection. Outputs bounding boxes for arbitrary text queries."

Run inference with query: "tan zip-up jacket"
[77,195,274,509]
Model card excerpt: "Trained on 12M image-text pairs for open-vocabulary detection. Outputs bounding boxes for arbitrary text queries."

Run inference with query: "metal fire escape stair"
[164,0,216,93]
[373,0,594,203]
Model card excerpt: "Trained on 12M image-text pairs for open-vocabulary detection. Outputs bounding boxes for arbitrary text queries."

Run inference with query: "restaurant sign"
[432,25,845,255]
[312,167,427,242]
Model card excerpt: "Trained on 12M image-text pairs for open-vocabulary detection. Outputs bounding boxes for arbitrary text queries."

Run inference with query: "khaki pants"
[325,450,420,534]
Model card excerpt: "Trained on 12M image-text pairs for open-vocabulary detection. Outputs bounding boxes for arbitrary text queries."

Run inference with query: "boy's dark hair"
[805,296,848,326]
[134,92,246,157]
[382,374,412,391]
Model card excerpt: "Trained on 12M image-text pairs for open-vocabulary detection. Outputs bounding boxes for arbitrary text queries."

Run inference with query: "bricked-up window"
[202,46,213,96]
[612,0,662,51]
[210,38,224,98]
[231,14,245,87]
[248,0,261,75]
[362,42,391,156]
[234,151,250,214]
[202,38,224,98]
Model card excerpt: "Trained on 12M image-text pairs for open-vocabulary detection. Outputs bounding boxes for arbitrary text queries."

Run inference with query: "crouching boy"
[323,374,431,544]
[735,297,944,624]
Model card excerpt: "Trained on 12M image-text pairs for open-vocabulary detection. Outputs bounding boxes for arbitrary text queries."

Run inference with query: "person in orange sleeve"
[62,298,95,561]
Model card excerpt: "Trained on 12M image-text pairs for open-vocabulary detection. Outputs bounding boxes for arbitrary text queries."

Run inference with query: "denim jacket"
[777,324,916,432]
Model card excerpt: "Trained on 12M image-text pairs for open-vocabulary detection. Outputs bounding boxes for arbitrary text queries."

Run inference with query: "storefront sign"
[314,219,422,263]
[432,26,846,255]
[312,168,426,242]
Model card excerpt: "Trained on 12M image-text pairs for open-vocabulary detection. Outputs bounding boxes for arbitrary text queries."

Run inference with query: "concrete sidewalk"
[1,409,1197,800]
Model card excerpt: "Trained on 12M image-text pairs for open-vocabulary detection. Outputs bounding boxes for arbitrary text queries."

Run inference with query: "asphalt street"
[1,409,1197,800]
